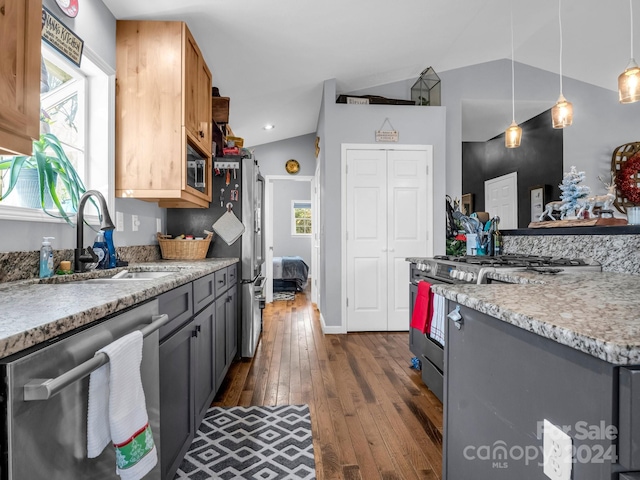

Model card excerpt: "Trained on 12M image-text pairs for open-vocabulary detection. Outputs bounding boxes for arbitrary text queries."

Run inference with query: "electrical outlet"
[543,419,572,480]
[116,211,124,232]
[156,217,162,233]
[132,214,139,232]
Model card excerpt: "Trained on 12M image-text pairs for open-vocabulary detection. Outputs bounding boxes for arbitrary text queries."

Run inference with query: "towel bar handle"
[23,314,169,402]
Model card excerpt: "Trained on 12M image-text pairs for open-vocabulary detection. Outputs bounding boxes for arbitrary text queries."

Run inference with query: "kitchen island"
[432,270,640,479]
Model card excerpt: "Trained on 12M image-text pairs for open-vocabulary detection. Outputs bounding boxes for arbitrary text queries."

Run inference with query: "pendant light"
[619,0,640,103]
[551,0,573,128]
[505,4,522,148]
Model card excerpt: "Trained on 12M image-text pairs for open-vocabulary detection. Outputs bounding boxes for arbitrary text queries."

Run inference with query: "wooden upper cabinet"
[0,0,42,156]
[184,29,212,154]
[115,20,213,208]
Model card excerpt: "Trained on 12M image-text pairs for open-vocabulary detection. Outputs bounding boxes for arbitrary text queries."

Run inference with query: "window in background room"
[292,201,312,235]
[0,43,111,221]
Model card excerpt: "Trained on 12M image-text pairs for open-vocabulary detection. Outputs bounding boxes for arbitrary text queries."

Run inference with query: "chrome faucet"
[74,190,116,273]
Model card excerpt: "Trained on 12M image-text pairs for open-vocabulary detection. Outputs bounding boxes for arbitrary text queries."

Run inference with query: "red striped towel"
[410,281,433,334]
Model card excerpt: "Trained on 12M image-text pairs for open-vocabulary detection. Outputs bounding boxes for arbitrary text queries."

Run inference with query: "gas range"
[412,254,602,284]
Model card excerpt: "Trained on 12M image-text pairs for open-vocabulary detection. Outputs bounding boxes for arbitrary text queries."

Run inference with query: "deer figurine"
[576,175,616,218]
[539,200,564,221]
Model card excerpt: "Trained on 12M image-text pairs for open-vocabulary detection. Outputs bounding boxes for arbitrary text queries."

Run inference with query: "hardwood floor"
[213,289,444,479]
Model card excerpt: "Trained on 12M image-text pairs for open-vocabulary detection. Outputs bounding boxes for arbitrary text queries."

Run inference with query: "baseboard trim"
[320,312,347,334]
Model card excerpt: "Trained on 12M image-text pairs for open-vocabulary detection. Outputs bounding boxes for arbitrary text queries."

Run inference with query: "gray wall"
[251,133,316,177]
[0,0,166,253]
[250,134,314,273]
[317,78,447,329]
[272,180,312,267]
[441,59,640,200]
[352,59,640,203]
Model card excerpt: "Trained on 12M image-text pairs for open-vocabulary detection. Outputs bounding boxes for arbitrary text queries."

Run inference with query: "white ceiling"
[100,0,634,146]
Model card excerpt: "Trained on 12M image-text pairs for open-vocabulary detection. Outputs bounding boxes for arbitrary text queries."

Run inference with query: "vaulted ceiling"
[101,0,634,146]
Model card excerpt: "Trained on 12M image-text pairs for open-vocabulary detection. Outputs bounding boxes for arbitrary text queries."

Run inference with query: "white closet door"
[346,148,430,332]
[346,149,388,331]
[386,150,429,331]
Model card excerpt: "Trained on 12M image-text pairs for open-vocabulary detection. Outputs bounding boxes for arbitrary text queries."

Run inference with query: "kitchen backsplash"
[0,245,161,283]
[504,234,640,275]
[3,232,639,283]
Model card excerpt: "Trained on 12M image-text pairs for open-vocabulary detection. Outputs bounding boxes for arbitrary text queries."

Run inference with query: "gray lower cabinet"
[214,295,226,390]
[158,314,195,480]
[158,262,238,480]
[193,303,216,423]
[214,283,238,390]
[226,285,238,365]
[443,301,626,480]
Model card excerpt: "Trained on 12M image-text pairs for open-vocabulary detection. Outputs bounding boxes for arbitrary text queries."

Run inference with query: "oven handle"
[23,313,169,402]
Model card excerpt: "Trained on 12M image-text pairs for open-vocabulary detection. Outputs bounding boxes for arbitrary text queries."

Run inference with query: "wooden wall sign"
[42,7,84,67]
[375,130,398,142]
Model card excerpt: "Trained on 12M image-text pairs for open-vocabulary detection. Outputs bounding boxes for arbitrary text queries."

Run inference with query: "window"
[292,201,312,235]
[0,43,112,222]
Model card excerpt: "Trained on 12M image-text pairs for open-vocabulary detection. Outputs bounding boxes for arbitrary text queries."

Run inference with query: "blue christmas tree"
[559,166,590,218]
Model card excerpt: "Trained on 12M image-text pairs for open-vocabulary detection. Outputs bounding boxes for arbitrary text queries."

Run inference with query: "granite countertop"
[0,258,238,360]
[429,270,640,365]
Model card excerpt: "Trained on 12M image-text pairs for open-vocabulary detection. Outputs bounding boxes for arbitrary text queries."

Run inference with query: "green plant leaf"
[0,133,91,226]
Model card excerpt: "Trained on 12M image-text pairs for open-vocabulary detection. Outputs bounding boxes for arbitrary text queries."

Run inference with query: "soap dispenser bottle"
[104,229,117,269]
[93,232,109,269]
[39,237,55,278]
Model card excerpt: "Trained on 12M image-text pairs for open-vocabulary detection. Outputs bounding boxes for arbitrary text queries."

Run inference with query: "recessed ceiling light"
[263,124,275,130]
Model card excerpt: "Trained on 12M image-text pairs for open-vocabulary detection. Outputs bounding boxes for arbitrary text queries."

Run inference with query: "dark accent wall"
[462,109,563,228]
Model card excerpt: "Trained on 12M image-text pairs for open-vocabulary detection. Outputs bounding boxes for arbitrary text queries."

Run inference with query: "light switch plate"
[543,419,572,480]
[156,217,162,233]
[116,211,124,232]
[132,214,139,232]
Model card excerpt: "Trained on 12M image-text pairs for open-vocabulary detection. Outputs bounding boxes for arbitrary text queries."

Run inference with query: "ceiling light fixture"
[551,0,573,128]
[505,4,522,148]
[619,0,640,103]
[263,124,275,130]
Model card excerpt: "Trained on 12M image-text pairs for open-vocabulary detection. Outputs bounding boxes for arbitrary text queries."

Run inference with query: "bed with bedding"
[272,256,309,292]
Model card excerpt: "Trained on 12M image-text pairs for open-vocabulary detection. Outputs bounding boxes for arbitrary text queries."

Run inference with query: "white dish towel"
[87,330,157,480]
[429,294,446,346]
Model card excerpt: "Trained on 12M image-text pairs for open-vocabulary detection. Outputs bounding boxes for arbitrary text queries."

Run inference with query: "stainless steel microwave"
[186,143,207,193]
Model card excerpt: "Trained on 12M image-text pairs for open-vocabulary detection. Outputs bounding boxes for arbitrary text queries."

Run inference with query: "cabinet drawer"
[193,272,216,313]
[420,355,443,402]
[423,336,444,372]
[619,367,640,470]
[158,283,193,341]
[227,263,237,286]
[214,267,229,298]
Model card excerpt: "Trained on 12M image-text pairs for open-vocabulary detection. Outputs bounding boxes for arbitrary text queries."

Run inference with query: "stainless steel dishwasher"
[0,299,168,479]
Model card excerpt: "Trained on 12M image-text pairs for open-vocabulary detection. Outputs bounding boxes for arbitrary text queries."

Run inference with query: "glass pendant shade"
[505,121,522,148]
[551,94,573,128]
[619,59,640,103]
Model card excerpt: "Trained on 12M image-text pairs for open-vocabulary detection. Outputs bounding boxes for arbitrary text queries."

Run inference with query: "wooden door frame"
[341,143,433,333]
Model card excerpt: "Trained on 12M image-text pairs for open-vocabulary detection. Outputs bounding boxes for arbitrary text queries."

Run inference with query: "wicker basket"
[157,232,213,260]
[611,141,640,214]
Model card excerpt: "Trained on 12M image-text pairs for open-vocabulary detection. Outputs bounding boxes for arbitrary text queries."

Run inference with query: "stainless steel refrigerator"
[239,156,265,357]
[166,154,265,357]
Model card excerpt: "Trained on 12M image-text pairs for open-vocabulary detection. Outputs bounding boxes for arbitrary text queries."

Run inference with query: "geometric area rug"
[175,404,316,479]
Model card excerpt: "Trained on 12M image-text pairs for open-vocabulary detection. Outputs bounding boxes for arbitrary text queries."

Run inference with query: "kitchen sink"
[70,269,178,284]
[111,270,176,279]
